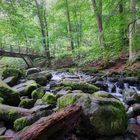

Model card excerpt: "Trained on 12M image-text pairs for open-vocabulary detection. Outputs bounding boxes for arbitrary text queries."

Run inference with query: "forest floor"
[86,58,140,73]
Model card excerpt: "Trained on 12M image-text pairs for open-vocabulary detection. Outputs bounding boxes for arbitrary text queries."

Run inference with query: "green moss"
[19,99,35,109]
[14,117,28,131]
[2,68,24,79]
[0,97,4,104]
[90,104,127,136]
[31,88,45,99]
[60,80,100,93]
[42,93,56,105]
[57,93,83,109]
[25,83,38,96]
[8,109,19,121]
[93,91,115,98]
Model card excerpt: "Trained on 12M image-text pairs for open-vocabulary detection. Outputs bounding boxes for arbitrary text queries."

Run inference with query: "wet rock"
[54,86,72,93]
[123,77,139,85]
[94,81,108,91]
[26,67,41,75]
[0,127,6,135]
[34,99,47,106]
[127,107,134,119]
[19,99,36,109]
[60,79,100,93]
[20,96,29,100]
[0,80,20,106]
[3,76,18,86]
[127,124,140,139]
[4,129,16,137]
[123,89,137,105]
[56,89,71,99]
[27,71,52,86]
[132,104,140,116]
[12,80,39,96]
[136,115,140,125]
[128,118,137,124]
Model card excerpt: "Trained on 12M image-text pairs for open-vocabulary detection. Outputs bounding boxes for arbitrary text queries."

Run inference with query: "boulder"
[2,68,24,80]
[123,89,140,105]
[26,67,41,75]
[0,127,6,135]
[19,99,36,109]
[12,80,39,96]
[0,80,20,106]
[57,93,127,137]
[27,71,52,86]
[3,76,18,86]
[31,88,45,100]
[60,80,100,93]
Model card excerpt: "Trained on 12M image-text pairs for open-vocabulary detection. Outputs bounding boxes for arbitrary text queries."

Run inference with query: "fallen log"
[12,105,82,140]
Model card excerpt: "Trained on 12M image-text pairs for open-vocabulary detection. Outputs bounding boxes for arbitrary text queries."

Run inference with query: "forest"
[0,0,140,140]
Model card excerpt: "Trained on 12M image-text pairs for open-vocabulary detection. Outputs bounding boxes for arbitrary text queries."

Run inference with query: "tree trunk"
[119,0,125,48]
[34,0,51,65]
[12,105,82,140]
[65,0,74,52]
[91,0,105,48]
[129,0,137,62]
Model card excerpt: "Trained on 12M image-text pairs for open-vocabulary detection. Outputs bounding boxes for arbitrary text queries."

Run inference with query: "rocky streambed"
[0,67,140,140]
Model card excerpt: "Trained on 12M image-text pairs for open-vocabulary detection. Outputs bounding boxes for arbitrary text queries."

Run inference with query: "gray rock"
[0,127,6,135]
[12,80,38,96]
[26,67,41,75]
[128,118,137,124]
[3,76,18,86]
[4,129,15,137]
[136,115,140,125]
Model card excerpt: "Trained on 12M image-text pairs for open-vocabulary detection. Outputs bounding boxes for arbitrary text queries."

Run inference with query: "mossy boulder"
[13,80,39,97]
[27,71,52,86]
[0,108,20,122]
[57,93,127,137]
[25,82,38,97]
[31,88,45,99]
[14,117,28,131]
[60,80,100,93]
[0,80,20,106]
[19,99,35,109]
[42,93,56,105]
[2,68,24,80]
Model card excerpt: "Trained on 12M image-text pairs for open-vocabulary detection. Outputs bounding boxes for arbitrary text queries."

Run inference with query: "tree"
[34,0,51,65]
[129,0,137,62]
[91,0,105,48]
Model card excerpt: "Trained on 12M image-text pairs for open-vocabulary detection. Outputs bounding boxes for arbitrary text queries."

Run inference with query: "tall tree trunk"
[91,0,105,48]
[119,0,125,48]
[34,0,51,65]
[129,0,136,62]
[65,0,74,52]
